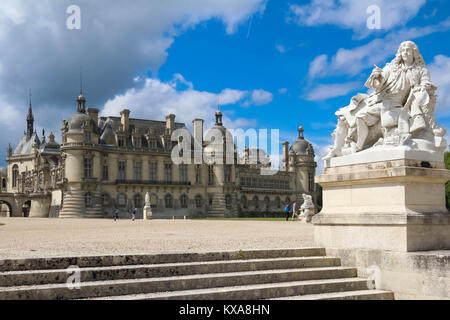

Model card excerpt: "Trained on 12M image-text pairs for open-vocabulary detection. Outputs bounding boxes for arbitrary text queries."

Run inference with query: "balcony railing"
[114,180,191,186]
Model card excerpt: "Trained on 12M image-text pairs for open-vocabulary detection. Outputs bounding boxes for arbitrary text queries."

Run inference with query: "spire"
[215,96,223,126]
[77,72,86,113]
[41,129,46,144]
[26,89,34,139]
[298,124,304,139]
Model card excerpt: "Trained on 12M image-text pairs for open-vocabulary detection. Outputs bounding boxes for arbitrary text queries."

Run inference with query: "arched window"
[195,195,203,208]
[133,193,142,208]
[275,197,281,209]
[285,197,291,205]
[117,193,127,208]
[253,196,259,209]
[12,165,19,188]
[241,196,248,209]
[165,194,173,208]
[1,178,6,189]
[264,196,270,210]
[225,194,232,209]
[101,193,110,206]
[150,194,158,208]
[85,192,93,208]
[180,194,188,208]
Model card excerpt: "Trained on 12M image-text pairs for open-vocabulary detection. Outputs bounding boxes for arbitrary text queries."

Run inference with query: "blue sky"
[0,0,449,172]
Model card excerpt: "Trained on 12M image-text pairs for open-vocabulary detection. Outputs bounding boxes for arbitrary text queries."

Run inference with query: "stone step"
[269,290,394,300]
[0,248,325,271]
[0,267,357,300]
[87,277,369,300]
[0,256,341,287]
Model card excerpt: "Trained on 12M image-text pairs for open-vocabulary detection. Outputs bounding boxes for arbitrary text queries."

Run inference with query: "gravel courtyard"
[0,218,314,259]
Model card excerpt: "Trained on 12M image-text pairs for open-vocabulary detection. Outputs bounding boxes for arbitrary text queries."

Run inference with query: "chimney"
[192,118,204,145]
[166,114,175,135]
[120,109,130,132]
[87,108,99,125]
[282,141,289,171]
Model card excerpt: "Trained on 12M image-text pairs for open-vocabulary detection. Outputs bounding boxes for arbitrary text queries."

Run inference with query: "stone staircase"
[0,248,393,300]
[59,190,102,218]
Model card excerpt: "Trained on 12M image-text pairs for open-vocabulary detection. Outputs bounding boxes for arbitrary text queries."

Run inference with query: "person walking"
[284,202,290,221]
[131,208,136,221]
[113,208,119,222]
[291,201,299,221]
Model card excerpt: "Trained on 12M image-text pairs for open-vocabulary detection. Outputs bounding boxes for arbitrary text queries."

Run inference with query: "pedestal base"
[314,156,450,252]
[143,206,152,220]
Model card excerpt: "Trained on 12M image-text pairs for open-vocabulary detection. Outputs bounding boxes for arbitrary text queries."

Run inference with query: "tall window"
[275,197,281,209]
[133,161,142,180]
[165,194,173,208]
[84,158,92,178]
[224,165,232,183]
[102,165,109,181]
[180,194,188,208]
[149,162,157,181]
[208,165,214,185]
[264,196,270,211]
[253,196,259,209]
[118,161,126,180]
[117,193,127,207]
[133,193,142,208]
[150,138,157,149]
[84,131,91,143]
[195,195,203,208]
[225,194,232,209]
[85,192,92,207]
[134,137,141,148]
[195,165,201,184]
[164,163,172,183]
[12,165,19,188]
[241,196,248,209]
[179,164,188,183]
[118,136,126,147]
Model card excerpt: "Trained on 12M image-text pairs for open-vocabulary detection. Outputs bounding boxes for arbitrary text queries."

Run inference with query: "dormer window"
[118,136,126,147]
[84,131,91,143]
[150,138,157,149]
[134,137,141,148]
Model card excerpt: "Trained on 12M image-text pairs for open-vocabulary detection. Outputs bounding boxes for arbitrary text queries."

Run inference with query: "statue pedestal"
[143,206,152,220]
[313,154,450,252]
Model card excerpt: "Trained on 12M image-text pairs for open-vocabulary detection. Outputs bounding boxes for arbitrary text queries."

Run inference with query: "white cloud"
[305,82,360,101]
[307,18,450,79]
[276,44,286,53]
[278,88,287,94]
[250,89,273,106]
[0,0,267,164]
[288,0,426,36]
[101,74,264,131]
[429,55,450,116]
[308,54,328,78]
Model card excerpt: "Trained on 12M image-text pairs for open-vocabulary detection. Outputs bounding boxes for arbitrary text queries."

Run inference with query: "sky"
[0,0,449,173]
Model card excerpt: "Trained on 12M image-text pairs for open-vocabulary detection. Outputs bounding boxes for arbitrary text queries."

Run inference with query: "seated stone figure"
[324,41,447,160]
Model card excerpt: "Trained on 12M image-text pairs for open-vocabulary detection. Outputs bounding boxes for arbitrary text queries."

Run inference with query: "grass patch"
[193,217,286,221]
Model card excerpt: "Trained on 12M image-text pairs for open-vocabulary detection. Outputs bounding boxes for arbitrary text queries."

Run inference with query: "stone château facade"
[0,92,316,219]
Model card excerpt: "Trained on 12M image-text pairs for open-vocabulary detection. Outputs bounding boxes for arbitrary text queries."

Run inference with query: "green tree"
[445,152,450,210]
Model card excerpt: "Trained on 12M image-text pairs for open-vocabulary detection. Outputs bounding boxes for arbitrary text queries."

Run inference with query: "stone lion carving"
[300,194,315,222]
[324,41,447,160]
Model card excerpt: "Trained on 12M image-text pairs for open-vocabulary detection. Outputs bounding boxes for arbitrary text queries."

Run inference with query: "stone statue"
[145,192,151,207]
[143,192,152,220]
[300,193,315,222]
[324,41,447,160]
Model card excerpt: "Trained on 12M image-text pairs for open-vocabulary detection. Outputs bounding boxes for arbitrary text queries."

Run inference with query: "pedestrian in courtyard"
[291,200,299,221]
[131,208,136,221]
[113,209,119,221]
[284,202,290,221]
